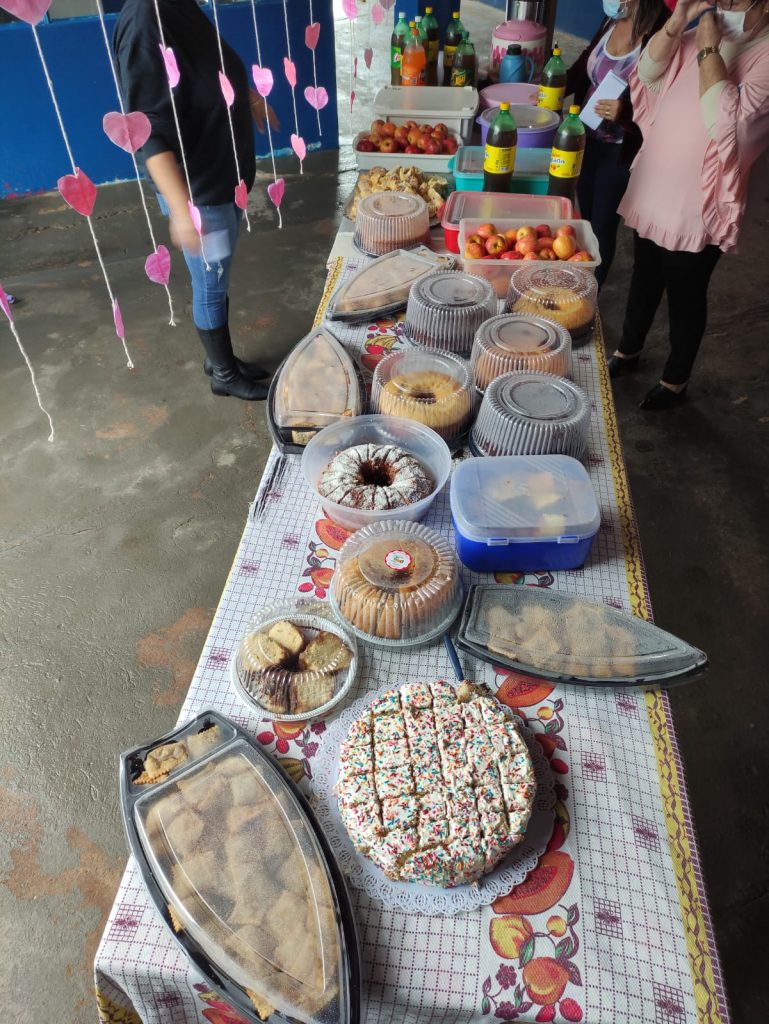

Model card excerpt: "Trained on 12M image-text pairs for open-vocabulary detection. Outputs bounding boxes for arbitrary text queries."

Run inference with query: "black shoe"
[607,353,640,378]
[639,383,687,410]
[197,325,268,401]
[203,355,269,380]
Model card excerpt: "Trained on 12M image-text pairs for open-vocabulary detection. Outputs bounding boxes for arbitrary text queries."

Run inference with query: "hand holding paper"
[580,71,628,130]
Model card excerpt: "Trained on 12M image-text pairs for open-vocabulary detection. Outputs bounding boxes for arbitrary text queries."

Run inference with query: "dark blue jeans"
[577,136,630,288]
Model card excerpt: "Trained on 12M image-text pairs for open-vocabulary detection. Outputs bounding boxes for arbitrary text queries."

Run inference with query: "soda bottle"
[548,105,586,202]
[483,102,518,192]
[443,11,465,86]
[451,32,476,88]
[391,12,409,87]
[414,15,426,49]
[401,26,427,87]
[422,6,440,86]
[538,45,567,114]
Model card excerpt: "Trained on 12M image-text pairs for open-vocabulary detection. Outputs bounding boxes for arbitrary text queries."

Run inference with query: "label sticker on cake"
[385,548,413,572]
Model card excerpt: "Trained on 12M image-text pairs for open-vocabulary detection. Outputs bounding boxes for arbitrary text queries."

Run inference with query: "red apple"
[434,122,449,134]
[407,128,422,146]
[404,120,418,129]
[379,137,398,154]
[569,250,593,262]
[481,255,495,260]
[442,136,459,155]
[535,224,551,238]
[416,133,432,151]
[555,225,576,237]
[423,138,441,155]
[394,126,410,146]
[538,248,559,260]
[523,251,540,260]
[516,225,537,241]
[537,236,555,249]
[516,236,539,256]
[418,124,433,134]
[553,234,577,259]
[464,242,485,260]
[357,139,376,152]
[476,223,497,240]
[380,121,397,138]
[500,250,524,260]
[485,233,508,256]
[404,144,420,154]
[371,119,385,133]
[467,233,485,247]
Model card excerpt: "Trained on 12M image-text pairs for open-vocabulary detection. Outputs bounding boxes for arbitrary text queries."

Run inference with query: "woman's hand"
[169,208,201,254]
[596,98,624,122]
[249,90,280,134]
[695,10,722,48]
[667,0,715,37]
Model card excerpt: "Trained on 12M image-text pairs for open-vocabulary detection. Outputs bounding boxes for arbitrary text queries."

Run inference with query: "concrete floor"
[1,6,768,1023]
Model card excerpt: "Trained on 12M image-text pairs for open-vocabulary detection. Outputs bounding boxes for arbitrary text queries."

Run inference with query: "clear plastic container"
[327,247,453,322]
[302,414,452,532]
[479,82,539,109]
[450,146,551,193]
[331,520,462,648]
[353,191,430,257]
[477,104,559,149]
[450,455,600,572]
[371,349,475,445]
[506,263,599,345]
[353,130,464,175]
[230,601,358,721]
[471,313,571,392]
[441,190,574,254]
[470,372,590,459]
[373,84,480,143]
[404,271,497,354]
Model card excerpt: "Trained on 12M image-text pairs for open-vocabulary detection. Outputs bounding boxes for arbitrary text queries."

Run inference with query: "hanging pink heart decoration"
[0,284,13,324]
[0,0,52,25]
[283,58,297,88]
[144,245,171,286]
[379,0,395,10]
[353,56,358,79]
[372,3,384,25]
[304,85,328,111]
[290,134,307,162]
[364,47,374,70]
[58,169,97,217]
[159,45,180,88]
[252,65,273,98]
[342,0,358,18]
[267,178,285,210]
[305,22,320,50]
[102,111,151,154]
[350,90,356,112]
[234,180,248,210]
[112,298,125,341]
[219,71,235,108]
[188,201,202,235]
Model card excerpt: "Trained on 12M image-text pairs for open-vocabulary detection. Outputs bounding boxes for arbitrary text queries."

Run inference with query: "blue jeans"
[576,136,630,288]
[158,197,241,330]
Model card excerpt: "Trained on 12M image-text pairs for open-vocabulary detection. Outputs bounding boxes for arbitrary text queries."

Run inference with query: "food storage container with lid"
[371,349,475,446]
[373,85,480,143]
[405,271,497,354]
[353,130,464,175]
[480,81,539,109]
[471,313,572,391]
[302,414,452,532]
[450,146,550,193]
[120,710,362,1024]
[506,262,599,344]
[457,585,709,686]
[331,520,463,648]
[470,372,590,459]
[353,192,431,257]
[450,454,600,572]
[477,104,559,149]
[489,19,547,82]
[327,248,453,322]
[441,191,574,254]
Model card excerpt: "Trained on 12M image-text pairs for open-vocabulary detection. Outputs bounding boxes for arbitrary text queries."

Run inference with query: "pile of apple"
[464,223,593,262]
[357,120,459,156]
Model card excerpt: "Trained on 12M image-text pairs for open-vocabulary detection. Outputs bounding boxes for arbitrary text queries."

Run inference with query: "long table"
[94,255,729,1024]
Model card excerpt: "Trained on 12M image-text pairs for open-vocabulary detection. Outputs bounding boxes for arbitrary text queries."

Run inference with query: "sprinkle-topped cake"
[337,681,536,887]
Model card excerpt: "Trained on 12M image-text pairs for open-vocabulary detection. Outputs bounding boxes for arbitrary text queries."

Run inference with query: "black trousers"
[619,232,722,386]
[577,136,630,288]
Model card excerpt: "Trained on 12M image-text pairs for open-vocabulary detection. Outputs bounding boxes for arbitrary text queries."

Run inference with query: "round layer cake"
[317,443,432,511]
[373,351,474,443]
[506,265,598,342]
[337,681,536,887]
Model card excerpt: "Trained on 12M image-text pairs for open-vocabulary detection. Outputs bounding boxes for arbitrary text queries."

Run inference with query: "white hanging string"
[3,317,55,442]
[349,18,356,133]
[281,0,303,172]
[94,0,177,326]
[248,0,283,229]
[31,24,134,369]
[308,0,322,135]
[210,0,252,230]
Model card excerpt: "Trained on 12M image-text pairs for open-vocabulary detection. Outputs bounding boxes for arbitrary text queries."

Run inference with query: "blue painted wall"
[471,0,597,37]
[0,0,338,197]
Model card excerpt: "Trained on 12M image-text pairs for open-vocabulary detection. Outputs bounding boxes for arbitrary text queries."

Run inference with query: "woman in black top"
[114,0,277,400]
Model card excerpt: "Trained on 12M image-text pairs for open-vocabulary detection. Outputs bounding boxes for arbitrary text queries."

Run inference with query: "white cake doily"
[310,683,555,916]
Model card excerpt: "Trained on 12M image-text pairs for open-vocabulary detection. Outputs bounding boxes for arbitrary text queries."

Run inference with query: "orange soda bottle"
[401,25,427,86]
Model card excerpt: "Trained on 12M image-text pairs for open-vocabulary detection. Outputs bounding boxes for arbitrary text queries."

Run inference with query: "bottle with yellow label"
[538,46,567,114]
[451,32,476,87]
[483,102,518,193]
[443,12,465,86]
[548,105,586,202]
[423,7,439,86]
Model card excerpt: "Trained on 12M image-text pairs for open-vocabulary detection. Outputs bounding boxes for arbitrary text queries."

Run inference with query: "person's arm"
[641,0,713,83]
[145,152,200,252]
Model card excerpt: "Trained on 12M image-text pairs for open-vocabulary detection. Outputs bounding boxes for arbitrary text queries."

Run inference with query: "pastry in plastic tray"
[471,313,571,392]
[317,442,432,511]
[353,192,431,257]
[327,248,454,321]
[506,265,598,342]
[336,680,536,887]
[346,165,449,221]
[372,350,474,444]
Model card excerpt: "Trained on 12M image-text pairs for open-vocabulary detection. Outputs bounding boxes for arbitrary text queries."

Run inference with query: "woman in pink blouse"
[609,0,769,409]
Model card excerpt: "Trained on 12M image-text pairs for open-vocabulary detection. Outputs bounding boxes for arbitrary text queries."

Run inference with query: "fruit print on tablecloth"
[297,518,353,600]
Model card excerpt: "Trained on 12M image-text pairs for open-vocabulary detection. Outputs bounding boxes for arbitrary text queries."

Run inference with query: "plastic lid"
[372,349,474,443]
[442,191,572,231]
[331,520,462,648]
[405,271,497,354]
[506,264,598,341]
[472,313,571,392]
[480,104,558,131]
[569,105,580,115]
[328,248,451,320]
[499,102,510,111]
[470,372,590,459]
[495,19,546,41]
[450,454,599,542]
[553,46,561,54]
[375,85,480,119]
[458,584,708,685]
[507,44,522,54]
[354,192,430,257]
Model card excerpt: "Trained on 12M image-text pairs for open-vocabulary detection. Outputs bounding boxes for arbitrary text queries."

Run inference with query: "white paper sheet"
[580,70,628,130]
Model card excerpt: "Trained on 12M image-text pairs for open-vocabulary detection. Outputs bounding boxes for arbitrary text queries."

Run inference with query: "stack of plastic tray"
[470,372,590,459]
[441,190,574,253]
[471,314,571,392]
[353,192,430,257]
[405,271,497,355]
[506,263,598,345]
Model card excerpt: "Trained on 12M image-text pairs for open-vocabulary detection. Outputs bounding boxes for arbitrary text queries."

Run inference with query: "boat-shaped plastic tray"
[327,247,454,323]
[456,585,708,687]
[267,327,365,455]
[120,710,361,1024]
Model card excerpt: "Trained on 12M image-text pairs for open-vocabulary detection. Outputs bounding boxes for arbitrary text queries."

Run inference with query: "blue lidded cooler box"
[450,455,600,573]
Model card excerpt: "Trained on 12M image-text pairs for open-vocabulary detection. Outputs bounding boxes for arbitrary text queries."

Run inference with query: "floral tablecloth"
[94,257,729,1024]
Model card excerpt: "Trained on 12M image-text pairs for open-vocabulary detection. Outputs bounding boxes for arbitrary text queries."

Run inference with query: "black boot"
[196,325,268,401]
[203,355,270,380]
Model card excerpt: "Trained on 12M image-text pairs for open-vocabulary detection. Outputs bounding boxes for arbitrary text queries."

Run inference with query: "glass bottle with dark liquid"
[538,45,567,114]
[443,11,465,86]
[422,6,439,86]
[451,32,476,88]
[548,105,586,202]
[483,102,518,193]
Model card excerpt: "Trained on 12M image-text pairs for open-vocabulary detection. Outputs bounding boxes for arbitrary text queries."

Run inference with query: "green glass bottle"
[422,6,440,86]
[443,11,465,86]
[483,102,518,192]
[450,32,476,88]
[391,12,409,86]
[548,105,586,202]
[537,45,567,114]
[414,14,427,49]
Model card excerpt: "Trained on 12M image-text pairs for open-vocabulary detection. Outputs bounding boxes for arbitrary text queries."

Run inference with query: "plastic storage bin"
[450,146,550,194]
[472,314,572,391]
[353,192,430,257]
[373,85,480,144]
[353,130,463,175]
[450,454,600,572]
[470,372,591,459]
[507,263,599,344]
[476,105,559,149]
[480,82,539,109]
[441,191,574,254]
[405,271,498,355]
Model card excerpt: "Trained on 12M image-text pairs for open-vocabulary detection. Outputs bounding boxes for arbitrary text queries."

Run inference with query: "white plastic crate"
[373,85,480,144]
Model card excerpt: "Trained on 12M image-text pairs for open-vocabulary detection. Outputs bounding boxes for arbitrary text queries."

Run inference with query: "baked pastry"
[375,353,474,443]
[268,620,305,656]
[298,631,353,673]
[354,192,430,256]
[329,248,452,319]
[510,288,594,335]
[471,314,572,392]
[317,443,432,511]
[347,165,448,221]
[337,681,536,887]
[506,265,598,341]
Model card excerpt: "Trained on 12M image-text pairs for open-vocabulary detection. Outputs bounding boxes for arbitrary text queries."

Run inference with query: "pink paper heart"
[353,56,358,79]
[290,134,307,162]
[371,3,384,25]
[350,89,356,112]
[102,111,151,154]
[219,71,235,108]
[0,0,51,25]
[159,45,180,89]
[305,22,320,51]
[144,245,171,286]
[304,85,328,111]
[283,57,297,88]
[342,0,357,18]
[0,284,13,324]
[234,180,248,210]
[188,201,202,235]
[364,47,373,70]
[251,65,273,98]
[267,178,285,209]
[379,0,395,10]
[113,298,125,341]
[58,168,97,217]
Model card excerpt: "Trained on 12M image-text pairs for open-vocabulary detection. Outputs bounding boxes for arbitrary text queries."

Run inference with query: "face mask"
[717,0,759,39]
[603,0,631,19]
